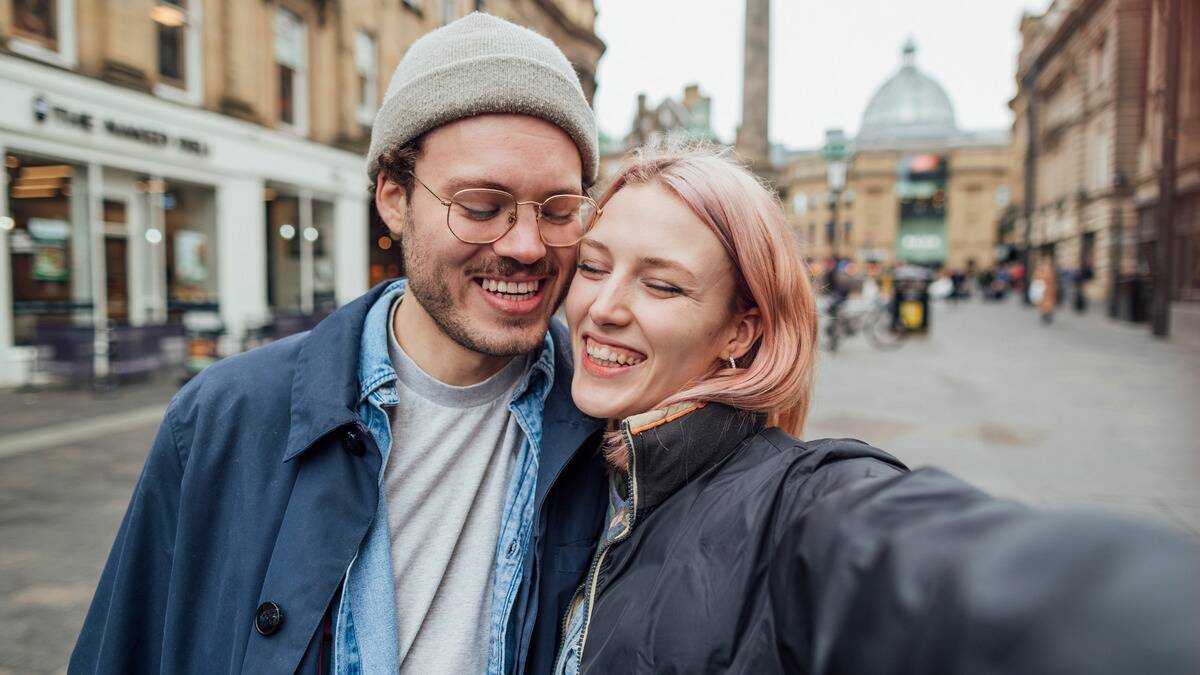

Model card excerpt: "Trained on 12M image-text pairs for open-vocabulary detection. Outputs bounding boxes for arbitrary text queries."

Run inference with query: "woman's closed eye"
[577,262,607,277]
[645,281,683,296]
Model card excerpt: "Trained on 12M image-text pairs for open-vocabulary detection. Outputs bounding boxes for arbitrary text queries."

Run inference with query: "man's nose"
[490,204,547,265]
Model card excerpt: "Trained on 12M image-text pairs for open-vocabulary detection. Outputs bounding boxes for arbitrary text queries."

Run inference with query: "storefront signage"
[32,95,210,157]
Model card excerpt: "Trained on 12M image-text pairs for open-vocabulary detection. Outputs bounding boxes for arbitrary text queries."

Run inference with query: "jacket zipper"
[556,422,640,673]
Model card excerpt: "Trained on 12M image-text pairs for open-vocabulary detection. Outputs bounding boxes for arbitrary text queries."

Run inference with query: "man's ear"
[375,174,409,238]
[725,306,762,362]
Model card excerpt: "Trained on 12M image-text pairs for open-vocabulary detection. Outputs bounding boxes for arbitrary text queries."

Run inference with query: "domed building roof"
[857,40,958,147]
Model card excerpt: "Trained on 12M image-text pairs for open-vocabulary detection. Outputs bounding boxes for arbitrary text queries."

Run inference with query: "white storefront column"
[216,177,268,351]
[299,189,314,315]
[334,193,368,304]
[86,162,109,379]
[0,140,15,385]
[145,178,169,324]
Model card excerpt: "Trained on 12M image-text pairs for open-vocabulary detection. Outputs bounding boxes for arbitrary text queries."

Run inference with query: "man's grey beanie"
[368,12,598,186]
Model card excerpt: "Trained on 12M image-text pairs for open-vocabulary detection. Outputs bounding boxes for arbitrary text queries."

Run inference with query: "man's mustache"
[466,257,559,279]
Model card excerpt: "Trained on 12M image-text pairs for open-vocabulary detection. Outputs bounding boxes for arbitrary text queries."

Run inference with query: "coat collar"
[621,402,765,516]
[283,281,396,462]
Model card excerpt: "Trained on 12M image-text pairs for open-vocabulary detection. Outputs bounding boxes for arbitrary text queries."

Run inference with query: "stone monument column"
[736,0,773,181]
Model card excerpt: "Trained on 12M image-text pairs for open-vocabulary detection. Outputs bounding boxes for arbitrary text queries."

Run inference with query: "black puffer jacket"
[562,402,1200,675]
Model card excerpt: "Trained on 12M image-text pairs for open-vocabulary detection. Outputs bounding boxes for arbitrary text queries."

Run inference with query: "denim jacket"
[335,279,558,674]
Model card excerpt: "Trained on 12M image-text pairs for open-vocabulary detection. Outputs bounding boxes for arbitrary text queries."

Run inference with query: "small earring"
[727,355,738,369]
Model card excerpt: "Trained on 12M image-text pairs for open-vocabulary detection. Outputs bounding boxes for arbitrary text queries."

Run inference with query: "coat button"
[343,427,366,456]
[254,601,283,636]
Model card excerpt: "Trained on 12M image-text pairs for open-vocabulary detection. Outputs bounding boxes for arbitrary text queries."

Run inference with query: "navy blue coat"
[69,282,608,674]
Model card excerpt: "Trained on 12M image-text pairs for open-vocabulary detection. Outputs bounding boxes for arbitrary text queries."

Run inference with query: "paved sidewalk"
[807,296,1200,535]
[0,377,182,438]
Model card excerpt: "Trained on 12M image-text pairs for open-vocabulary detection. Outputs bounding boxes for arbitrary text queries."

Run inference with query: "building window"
[9,0,77,67]
[274,7,308,133]
[13,0,56,47]
[355,30,378,126]
[154,1,187,86]
[151,0,201,103]
[442,0,458,25]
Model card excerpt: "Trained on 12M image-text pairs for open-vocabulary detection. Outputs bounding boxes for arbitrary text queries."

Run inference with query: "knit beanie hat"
[367,12,599,186]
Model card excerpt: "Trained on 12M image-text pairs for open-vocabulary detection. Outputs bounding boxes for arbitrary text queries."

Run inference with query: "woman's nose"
[589,279,633,327]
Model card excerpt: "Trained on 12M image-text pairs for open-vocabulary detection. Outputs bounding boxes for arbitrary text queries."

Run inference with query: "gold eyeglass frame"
[409,172,600,248]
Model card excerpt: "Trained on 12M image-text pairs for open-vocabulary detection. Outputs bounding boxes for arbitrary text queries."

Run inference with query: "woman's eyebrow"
[641,256,698,285]
[581,239,698,285]
[580,238,609,253]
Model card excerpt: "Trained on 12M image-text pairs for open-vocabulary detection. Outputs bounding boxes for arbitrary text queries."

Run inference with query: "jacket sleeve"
[69,398,185,674]
[778,465,1200,675]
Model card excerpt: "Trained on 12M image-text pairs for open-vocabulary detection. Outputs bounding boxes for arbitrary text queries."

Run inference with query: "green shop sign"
[897,217,946,263]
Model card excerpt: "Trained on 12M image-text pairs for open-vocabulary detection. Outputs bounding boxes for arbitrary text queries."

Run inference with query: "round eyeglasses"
[410,173,599,247]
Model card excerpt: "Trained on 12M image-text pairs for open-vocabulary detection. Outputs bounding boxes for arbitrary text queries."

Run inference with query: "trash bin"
[892,265,932,333]
[182,311,225,379]
[1114,277,1149,323]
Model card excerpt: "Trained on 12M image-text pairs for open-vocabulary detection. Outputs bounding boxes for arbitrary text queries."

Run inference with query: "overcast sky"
[592,0,1053,150]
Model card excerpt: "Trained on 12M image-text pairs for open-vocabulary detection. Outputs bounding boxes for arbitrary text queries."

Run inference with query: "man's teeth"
[586,341,643,366]
[480,279,540,298]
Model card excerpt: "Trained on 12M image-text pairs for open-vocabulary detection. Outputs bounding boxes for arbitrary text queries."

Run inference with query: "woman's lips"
[581,336,646,377]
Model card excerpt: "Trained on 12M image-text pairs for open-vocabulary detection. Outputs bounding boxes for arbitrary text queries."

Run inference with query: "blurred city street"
[0,299,1197,673]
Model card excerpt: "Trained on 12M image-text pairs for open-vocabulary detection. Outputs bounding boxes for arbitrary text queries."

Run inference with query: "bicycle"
[819,296,908,352]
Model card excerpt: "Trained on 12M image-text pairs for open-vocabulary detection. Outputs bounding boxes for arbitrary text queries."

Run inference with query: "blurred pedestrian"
[1033,260,1058,324]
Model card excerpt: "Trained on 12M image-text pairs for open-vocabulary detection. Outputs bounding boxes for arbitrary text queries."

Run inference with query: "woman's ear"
[725,306,762,362]
[375,175,409,238]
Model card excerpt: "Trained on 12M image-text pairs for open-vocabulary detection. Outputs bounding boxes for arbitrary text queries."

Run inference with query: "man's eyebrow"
[442,176,582,199]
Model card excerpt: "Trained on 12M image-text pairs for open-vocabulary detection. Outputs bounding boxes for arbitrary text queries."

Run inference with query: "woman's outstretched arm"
[776,465,1200,675]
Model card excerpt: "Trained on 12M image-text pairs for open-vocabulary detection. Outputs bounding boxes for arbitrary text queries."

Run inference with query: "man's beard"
[400,209,571,357]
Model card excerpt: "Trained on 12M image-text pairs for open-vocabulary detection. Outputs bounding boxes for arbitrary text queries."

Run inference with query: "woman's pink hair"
[594,141,819,469]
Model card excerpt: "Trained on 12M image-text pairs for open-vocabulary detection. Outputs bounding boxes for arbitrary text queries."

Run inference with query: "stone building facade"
[597,84,720,187]
[0,0,603,386]
[781,42,1010,271]
[1009,0,1199,315]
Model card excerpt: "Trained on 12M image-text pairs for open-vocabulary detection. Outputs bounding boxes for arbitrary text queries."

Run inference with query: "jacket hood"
[621,402,766,516]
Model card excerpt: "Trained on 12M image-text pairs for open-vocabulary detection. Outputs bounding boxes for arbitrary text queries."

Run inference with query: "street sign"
[821,128,849,161]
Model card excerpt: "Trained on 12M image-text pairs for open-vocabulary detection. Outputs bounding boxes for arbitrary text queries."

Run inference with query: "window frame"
[354,29,378,127]
[9,0,78,69]
[153,0,204,106]
[273,6,310,135]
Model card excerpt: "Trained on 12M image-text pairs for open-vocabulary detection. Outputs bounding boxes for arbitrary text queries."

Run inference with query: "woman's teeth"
[480,278,539,301]
[586,341,643,367]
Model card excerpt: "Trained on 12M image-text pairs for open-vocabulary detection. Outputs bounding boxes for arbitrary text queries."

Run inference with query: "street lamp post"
[822,128,849,263]
[827,191,840,260]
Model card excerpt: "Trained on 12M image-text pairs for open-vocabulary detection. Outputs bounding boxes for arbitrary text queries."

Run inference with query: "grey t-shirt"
[384,299,528,672]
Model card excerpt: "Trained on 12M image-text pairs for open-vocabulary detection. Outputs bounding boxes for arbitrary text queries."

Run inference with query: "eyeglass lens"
[448,189,596,246]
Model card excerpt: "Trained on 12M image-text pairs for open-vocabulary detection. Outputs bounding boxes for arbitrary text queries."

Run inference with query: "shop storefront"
[0,55,369,386]
[896,153,948,266]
